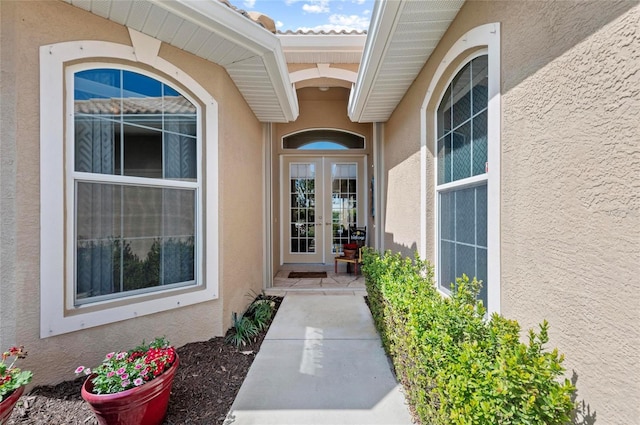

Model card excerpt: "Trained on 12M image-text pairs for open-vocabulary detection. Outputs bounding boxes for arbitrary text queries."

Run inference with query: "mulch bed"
[6,297,283,425]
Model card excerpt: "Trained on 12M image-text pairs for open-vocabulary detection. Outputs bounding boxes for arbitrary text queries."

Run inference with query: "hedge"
[361,249,575,425]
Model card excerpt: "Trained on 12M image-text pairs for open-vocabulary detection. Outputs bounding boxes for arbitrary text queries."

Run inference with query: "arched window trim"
[40,37,219,337]
[420,23,501,315]
[281,128,366,150]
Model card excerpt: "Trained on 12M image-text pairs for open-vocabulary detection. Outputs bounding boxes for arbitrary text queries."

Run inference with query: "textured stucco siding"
[383,1,640,423]
[0,0,264,387]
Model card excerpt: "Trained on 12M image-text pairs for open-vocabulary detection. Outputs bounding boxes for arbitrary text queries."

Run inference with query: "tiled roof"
[219,0,276,33]
[75,96,196,115]
[278,29,367,35]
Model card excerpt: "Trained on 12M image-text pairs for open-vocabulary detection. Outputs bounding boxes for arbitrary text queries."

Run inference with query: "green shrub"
[225,312,260,347]
[226,292,278,347]
[362,248,575,425]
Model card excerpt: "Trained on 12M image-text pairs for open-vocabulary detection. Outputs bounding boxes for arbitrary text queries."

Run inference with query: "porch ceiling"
[63,0,299,123]
[348,0,465,123]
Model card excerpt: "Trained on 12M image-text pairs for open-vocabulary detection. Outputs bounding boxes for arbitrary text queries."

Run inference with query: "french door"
[282,156,366,264]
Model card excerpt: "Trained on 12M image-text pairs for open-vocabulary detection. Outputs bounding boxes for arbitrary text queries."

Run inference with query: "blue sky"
[237,0,374,32]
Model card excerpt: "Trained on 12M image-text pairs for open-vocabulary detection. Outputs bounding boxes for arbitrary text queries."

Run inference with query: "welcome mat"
[288,271,327,279]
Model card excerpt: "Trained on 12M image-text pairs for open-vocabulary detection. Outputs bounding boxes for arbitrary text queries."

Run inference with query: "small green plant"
[225,312,260,347]
[248,300,275,331]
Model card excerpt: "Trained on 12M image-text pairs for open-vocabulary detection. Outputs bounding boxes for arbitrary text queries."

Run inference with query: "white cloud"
[353,0,366,4]
[302,0,330,14]
[296,12,370,32]
[276,20,284,28]
[243,0,256,8]
[329,13,370,30]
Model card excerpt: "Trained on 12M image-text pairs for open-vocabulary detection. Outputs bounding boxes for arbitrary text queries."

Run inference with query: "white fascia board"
[348,0,404,123]
[154,0,280,54]
[153,0,298,121]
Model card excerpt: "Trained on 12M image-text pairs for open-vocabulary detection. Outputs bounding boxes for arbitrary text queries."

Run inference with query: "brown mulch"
[6,297,283,425]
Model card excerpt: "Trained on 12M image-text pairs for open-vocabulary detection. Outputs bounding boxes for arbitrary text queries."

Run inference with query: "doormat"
[288,271,327,279]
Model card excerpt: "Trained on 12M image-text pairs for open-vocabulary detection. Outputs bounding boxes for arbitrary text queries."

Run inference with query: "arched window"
[437,55,489,305]
[72,67,200,304]
[283,129,365,150]
[40,38,218,337]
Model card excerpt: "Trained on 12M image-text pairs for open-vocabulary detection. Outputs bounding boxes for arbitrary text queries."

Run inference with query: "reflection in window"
[73,68,199,305]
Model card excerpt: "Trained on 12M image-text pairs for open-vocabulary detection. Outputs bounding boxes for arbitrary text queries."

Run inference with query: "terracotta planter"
[81,355,179,425]
[0,385,25,423]
[343,249,357,259]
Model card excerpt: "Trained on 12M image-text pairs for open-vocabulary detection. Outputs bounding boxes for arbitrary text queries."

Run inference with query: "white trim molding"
[40,37,219,337]
[421,23,501,315]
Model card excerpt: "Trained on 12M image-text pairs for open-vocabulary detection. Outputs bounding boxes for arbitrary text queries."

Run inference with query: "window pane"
[476,185,488,247]
[437,86,452,137]
[76,182,196,303]
[472,110,488,176]
[455,243,476,285]
[440,191,455,241]
[455,187,475,245]
[437,134,451,185]
[75,116,116,174]
[284,130,364,149]
[117,124,163,178]
[452,122,471,181]
[472,56,488,115]
[440,240,455,292]
[452,62,471,128]
[477,247,488,306]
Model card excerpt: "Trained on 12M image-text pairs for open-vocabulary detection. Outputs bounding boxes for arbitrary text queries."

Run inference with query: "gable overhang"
[63,0,298,122]
[348,0,465,123]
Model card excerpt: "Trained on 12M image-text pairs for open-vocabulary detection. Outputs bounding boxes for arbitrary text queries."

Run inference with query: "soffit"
[348,0,465,123]
[63,0,298,122]
[278,34,366,64]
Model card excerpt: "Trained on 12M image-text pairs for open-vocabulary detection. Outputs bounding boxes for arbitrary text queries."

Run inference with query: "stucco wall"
[383,1,640,423]
[0,0,264,386]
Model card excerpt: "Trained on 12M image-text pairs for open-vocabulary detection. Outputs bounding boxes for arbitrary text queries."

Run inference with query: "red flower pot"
[0,385,25,423]
[81,355,179,425]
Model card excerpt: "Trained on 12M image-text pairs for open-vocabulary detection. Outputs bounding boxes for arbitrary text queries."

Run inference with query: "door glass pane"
[331,163,357,254]
[290,163,316,253]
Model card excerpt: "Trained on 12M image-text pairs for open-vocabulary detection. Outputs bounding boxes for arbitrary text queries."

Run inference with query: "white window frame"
[40,32,219,338]
[421,23,501,314]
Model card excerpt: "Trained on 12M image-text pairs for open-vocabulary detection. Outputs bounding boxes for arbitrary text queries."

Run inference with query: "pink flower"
[121,380,130,387]
[105,352,115,360]
[116,367,126,375]
[107,371,115,378]
[134,378,144,386]
[121,373,129,380]
[75,366,85,374]
[116,352,127,360]
[134,364,143,370]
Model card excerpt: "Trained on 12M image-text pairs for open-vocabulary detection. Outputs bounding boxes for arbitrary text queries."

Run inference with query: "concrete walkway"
[224,294,414,425]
